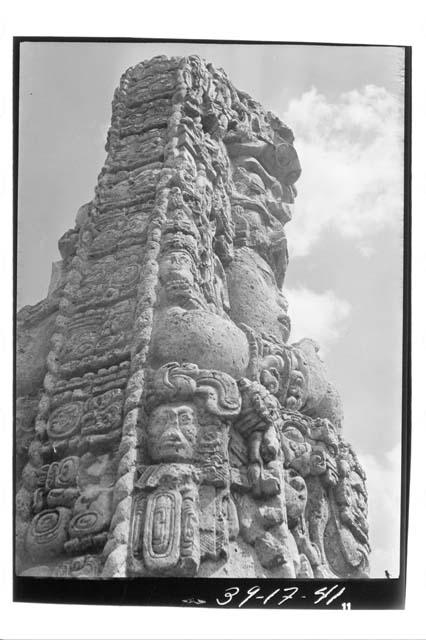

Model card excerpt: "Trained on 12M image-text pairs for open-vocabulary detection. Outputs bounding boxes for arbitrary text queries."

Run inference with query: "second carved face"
[159,250,195,288]
[147,403,198,463]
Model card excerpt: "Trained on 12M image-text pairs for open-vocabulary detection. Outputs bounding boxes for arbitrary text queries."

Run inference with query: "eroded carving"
[130,362,240,575]
[16,54,369,579]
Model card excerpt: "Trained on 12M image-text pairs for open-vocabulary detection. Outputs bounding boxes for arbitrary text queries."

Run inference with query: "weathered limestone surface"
[16,55,369,579]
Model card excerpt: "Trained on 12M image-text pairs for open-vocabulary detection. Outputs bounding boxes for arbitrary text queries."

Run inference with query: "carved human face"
[147,403,198,462]
[159,250,195,287]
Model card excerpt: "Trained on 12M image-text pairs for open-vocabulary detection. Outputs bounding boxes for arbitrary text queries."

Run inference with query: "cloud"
[283,85,404,257]
[286,287,351,353]
[358,445,401,578]
[285,287,351,354]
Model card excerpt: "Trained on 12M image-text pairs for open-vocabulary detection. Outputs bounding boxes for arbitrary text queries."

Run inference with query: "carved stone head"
[147,402,198,463]
[144,362,241,465]
[158,248,196,289]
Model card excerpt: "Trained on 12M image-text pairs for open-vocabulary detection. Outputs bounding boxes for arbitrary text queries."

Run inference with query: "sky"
[17,41,405,577]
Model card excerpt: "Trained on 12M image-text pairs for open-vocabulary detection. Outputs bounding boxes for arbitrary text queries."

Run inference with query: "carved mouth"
[161,436,185,448]
[165,278,193,291]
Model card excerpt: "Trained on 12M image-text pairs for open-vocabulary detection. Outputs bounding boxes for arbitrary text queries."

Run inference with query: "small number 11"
[342,602,351,610]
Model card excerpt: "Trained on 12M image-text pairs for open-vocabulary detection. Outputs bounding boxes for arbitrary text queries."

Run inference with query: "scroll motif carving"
[25,508,72,561]
[63,488,113,555]
[47,402,83,440]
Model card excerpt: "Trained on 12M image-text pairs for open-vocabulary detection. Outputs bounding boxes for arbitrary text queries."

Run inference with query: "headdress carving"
[145,362,241,417]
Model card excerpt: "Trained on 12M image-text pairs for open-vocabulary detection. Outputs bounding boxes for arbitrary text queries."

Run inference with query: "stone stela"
[16,55,370,579]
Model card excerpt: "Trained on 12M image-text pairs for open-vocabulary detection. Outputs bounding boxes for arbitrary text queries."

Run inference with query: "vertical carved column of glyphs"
[15,213,89,571]
[19,64,138,573]
[101,57,190,577]
[18,112,138,574]
[18,61,161,575]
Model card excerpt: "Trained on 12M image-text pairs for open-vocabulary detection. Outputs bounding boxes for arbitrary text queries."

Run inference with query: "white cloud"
[283,85,404,257]
[286,287,351,353]
[358,445,401,578]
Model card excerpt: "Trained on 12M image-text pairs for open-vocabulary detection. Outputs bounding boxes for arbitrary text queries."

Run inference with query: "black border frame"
[12,37,412,610]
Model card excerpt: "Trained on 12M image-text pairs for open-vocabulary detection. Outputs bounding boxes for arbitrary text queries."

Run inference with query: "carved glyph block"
[143,489,182,573]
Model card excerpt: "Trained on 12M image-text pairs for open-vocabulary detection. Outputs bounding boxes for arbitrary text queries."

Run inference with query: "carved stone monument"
[16,55,369,579]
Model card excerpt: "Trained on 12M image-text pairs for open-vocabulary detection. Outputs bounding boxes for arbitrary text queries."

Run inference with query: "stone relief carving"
[128,362,240,576]
[16,54,369,579]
